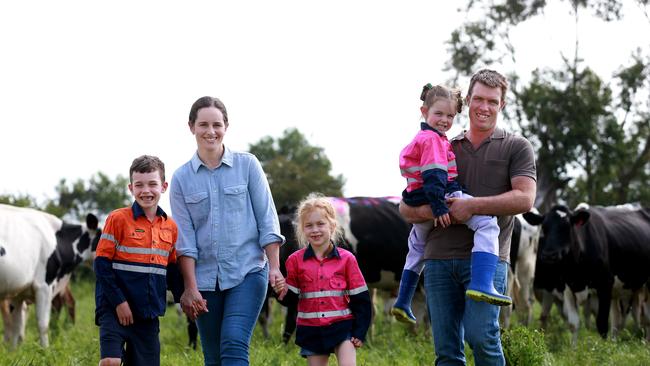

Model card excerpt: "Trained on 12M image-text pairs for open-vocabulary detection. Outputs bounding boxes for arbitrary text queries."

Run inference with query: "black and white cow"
[527,203,650,339]
[500,212,541,328]
[270,196,420,343]
[0,204,100,347]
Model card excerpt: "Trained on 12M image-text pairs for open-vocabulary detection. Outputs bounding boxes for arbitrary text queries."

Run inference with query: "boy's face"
[128,170,167,211]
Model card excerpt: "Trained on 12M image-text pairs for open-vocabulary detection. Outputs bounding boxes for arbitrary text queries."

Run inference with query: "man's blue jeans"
[196,267,268,366]
[423,258,507,366]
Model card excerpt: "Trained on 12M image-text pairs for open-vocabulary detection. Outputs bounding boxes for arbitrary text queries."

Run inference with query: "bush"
[502,326,550,366]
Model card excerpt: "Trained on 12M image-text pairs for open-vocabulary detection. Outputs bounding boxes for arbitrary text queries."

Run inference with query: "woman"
[170,96,285,366]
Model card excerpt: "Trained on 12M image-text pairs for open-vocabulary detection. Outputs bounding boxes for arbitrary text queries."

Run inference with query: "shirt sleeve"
[247,155,285,247]
[509,136,537,181]
[166,222,183,302]
[419,134,450,217]
[170,173,199,259]
[345,255,371,342]
[93,212,126,308]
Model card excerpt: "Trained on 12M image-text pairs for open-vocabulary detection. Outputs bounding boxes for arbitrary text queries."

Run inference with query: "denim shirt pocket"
[184,191,209,228]
[223,184,248,234]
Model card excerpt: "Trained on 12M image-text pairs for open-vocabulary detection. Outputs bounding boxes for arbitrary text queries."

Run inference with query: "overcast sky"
[1,1,648,213]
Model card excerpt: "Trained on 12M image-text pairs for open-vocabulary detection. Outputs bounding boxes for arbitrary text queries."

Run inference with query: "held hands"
[350,337,363,348]
[116,301,133,326]
[180,287,208,321]
[269,267,287,299]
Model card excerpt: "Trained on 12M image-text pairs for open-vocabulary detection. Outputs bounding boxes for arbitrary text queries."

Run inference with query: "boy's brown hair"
[129,155,166,183]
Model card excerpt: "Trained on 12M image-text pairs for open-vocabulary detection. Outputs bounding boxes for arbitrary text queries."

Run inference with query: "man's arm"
[447,175,536,222]
[399,201,436,224]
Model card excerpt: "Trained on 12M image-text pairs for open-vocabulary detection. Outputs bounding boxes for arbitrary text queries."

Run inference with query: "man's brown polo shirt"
[423,128,536,262]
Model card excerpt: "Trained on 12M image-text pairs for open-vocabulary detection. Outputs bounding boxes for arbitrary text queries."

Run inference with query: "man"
[399,69,536,365]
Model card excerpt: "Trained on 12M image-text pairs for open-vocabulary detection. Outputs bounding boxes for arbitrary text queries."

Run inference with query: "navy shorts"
[98,310,160,365]
[299,334,352,358]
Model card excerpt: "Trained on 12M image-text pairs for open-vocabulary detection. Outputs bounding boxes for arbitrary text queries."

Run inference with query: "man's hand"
[447,197,474,223]
[180,287,208,321]
[116,301,133,326]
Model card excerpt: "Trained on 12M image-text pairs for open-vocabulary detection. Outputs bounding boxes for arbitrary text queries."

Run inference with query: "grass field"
[2,272,650,365]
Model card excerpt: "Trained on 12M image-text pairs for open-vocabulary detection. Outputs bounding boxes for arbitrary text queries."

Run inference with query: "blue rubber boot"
[466,252,512,306]
[391,269,419,324]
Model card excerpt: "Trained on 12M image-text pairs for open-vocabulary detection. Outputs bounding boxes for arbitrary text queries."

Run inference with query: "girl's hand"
[433,213,451,228]
[350,337,363,348]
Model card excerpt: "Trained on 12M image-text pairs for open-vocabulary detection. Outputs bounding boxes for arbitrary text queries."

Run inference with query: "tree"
[43,172,131,221]
[445,0,650,209]
[0,193,39,208]
[248,128,345,209]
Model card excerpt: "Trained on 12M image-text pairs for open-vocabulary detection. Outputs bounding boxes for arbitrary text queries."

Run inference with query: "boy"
[94,155,182,366]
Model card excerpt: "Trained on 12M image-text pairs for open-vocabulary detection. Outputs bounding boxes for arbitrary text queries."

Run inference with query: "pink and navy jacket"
[281,244,371,353]
[399,122,464,217]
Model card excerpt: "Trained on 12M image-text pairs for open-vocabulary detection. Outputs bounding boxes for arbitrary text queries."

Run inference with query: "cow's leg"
[282,301,298,344]
[596,284,613,339]
[562,288,581,345]
[8,299,27,348]
[538,289,554,329]
[34,283,53,347]
[1,299,11,343]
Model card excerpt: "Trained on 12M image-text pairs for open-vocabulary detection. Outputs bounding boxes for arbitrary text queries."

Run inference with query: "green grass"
[2,275,650,365]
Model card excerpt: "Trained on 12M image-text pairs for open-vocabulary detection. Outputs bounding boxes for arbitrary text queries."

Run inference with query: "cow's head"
[528,204,591,265]
[45,213,100,284]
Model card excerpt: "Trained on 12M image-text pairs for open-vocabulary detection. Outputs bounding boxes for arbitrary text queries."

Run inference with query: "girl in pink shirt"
[278,193,371,366]
[391,84,511,325]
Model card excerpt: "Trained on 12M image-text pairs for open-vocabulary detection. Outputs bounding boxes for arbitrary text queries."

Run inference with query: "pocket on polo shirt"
[184,191,209,227]
[481,160,510,191]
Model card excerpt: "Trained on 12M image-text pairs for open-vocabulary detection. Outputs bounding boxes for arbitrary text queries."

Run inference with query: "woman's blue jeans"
[196,267,268,366]
[423,258,507,366]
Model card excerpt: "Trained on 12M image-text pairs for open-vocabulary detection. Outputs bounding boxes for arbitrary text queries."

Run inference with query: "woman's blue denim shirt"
[170,147,284,291]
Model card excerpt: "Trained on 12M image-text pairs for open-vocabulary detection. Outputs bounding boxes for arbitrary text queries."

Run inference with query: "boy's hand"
[350,337,363,348]
[180,288,208,321]
[116,301,133,326]
[277,288,288,301]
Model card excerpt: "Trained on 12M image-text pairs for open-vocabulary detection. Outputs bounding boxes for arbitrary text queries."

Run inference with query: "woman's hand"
[180,287,208,321]
[269,267,286,295]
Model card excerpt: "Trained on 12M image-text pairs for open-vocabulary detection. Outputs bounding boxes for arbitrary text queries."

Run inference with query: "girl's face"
[301,208,335,249]
[189,106,228,153]
[421,99,456,133]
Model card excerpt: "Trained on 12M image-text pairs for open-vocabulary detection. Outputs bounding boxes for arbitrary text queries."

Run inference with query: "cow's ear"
[570,210,590,227]
[86,213,99,230]
[522,211,544,226]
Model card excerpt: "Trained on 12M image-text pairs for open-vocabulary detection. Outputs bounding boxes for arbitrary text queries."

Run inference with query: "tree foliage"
[0,193,39,208]
[248,128,345,209]
[446,0,650,209]
[43,172,131,220]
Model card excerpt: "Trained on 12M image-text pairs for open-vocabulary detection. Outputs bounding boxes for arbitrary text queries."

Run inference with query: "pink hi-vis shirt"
[285,246,368,327]
[400,127,458,193]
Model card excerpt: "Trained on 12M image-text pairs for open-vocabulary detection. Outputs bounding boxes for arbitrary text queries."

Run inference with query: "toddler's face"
[422,99,456,133]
